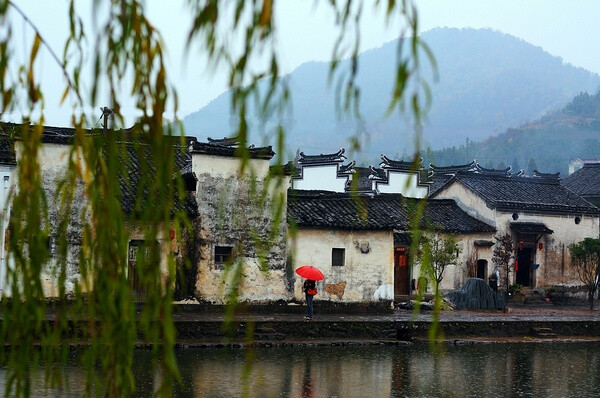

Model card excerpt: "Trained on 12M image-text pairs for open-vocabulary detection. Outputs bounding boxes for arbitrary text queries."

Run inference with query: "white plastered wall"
[192,152,291,303]
[376,171,428,198]
[292,164,348,192]
[410,232,496,293]
[292,228,394,302]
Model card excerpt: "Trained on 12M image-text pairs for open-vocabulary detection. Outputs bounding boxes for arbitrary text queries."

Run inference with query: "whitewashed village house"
[189,137,292,304]
[430,163,600,290]
[0,123,200,298]
[289,151,496,303]
[0,124,295,304]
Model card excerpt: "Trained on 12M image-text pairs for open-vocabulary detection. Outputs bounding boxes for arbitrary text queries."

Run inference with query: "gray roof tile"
[287,190,495,234]
[449,172,599,215]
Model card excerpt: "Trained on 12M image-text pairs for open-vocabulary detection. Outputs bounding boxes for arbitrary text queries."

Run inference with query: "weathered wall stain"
[325,281,346,299]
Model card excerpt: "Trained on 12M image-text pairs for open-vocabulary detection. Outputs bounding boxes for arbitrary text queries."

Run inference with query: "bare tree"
[570,238,600,310]
[492,233,514,295]
[465,248,478,278]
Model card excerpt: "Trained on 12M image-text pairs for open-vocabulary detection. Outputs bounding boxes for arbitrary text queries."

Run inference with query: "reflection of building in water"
[0,344,597,396]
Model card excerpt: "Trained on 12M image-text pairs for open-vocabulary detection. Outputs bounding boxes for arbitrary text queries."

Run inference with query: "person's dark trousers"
[306,294,313,318]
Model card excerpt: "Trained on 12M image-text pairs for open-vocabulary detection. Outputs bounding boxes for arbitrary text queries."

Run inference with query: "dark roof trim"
[474,239,495,247]
[533,170,560,179]
[207,136,239,146]
[297,148,346,164]
[510,222,554,235]
[190,141,274,159]
[430,160,477,174]
[380,155,421,170]
[475,164,511,176]
[494,202,599,216]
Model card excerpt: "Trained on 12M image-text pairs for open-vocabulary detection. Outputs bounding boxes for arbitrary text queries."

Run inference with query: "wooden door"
[394,247,409,295]
[516,247,532,286]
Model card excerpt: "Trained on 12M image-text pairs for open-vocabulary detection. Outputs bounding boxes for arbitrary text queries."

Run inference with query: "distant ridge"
[183,27,600,161]
[427,90,600,175]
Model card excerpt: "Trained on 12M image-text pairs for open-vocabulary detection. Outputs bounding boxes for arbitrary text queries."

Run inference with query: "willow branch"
[8,0,83,105]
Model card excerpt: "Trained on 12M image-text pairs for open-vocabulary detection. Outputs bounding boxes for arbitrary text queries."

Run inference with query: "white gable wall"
[376,171,428,198]
[433,180,496,226]
[292,165,347,192]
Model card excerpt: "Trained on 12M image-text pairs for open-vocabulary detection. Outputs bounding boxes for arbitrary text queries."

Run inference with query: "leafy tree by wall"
[569,238,600,310]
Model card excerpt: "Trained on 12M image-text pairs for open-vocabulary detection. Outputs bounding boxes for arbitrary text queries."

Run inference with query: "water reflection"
[2,343,600,397]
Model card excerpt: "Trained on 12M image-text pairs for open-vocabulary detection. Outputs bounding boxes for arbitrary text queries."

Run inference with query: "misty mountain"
[182,27,600,161]
[427,90,600,175]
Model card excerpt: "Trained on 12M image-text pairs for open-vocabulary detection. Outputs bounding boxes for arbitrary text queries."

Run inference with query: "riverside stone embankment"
[169,303,600,347]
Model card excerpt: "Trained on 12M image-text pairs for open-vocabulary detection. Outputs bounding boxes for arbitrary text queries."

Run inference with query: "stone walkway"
[172,303,600,323]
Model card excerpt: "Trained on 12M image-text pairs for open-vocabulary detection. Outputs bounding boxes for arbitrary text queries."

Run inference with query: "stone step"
[255,327,276,334]
[536,332,558,338]
[531,327,557,338]
[254,332,286,341]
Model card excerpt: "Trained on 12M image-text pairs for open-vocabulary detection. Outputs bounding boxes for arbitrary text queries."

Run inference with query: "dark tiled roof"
[428,174,454,197]
[347,166,373,192]
[443,172,599,216]
[1,122,198,217]
[430,161,477,174]
[380,155,415,170]
[533,170,560,179]
[287,190,495,234]
[269,162,295,177]
[113,136,198,218]
[207,136,239,146]
[475,164,511,176]
[338,161,355,175]
[0,133,16,165]
[394,231,411,246]
[563,164,600,200]
[369,166,387,181]
[190,140,274,159]
[510,222,553,234]
[297,148,346,164]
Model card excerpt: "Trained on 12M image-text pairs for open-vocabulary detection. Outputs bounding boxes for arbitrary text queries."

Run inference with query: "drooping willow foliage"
[0,0,433,396]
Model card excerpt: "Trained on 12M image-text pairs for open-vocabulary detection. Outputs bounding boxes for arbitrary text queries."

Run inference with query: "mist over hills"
[427,90,600,176]
[183,27,600,162]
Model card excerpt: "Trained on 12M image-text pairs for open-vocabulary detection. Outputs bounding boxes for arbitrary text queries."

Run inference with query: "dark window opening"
[332,248,345,267]
[215,246,233,264]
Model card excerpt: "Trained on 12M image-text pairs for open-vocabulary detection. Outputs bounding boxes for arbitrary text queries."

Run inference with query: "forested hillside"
[426,91,600,175]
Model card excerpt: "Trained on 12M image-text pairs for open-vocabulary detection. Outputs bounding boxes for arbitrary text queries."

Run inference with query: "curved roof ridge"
[297,148,346,164]
[430,160,477,174]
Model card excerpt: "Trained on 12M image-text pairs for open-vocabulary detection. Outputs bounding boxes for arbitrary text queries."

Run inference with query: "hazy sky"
[5,0,600,126]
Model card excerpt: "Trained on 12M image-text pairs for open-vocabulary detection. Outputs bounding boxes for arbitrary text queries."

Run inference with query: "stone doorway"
[394,247,409,296]
[516,247,533,286]
[476,259,487,280]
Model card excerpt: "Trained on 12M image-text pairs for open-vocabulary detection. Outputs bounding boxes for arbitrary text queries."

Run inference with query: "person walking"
[303,279,317,320]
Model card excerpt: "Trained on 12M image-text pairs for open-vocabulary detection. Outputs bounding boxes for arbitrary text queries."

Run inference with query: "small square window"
[332,248,345,267]
[215,246,233,264]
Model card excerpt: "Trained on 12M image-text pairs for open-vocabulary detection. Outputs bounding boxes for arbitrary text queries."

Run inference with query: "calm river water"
[3,342,600,397]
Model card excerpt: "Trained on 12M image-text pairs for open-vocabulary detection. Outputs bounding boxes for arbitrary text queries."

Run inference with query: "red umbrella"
[295,265,324,281]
